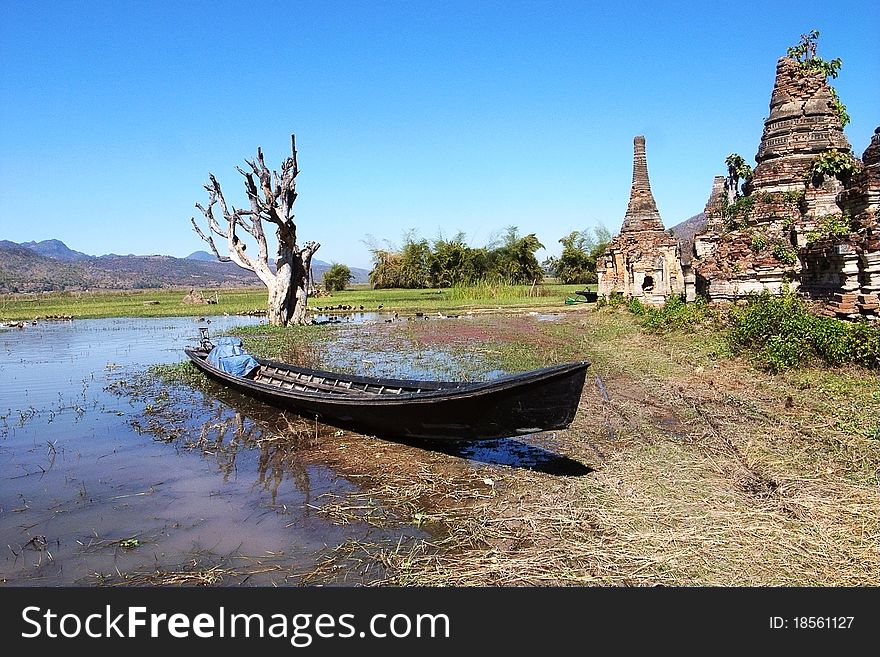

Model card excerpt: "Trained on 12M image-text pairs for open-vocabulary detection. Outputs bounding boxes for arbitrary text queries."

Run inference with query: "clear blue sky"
[1,1,878,270]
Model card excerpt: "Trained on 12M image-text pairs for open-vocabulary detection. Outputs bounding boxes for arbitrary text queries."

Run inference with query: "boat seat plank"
[256,366,420,396]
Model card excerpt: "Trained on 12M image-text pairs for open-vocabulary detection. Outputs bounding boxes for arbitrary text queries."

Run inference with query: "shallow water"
[0,317,421,585]
[0,314,587,585]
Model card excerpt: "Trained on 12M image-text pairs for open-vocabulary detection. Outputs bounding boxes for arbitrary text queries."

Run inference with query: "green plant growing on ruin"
[724,154,753,201]
[808,213,853,245]
[722,194,755,231]
[811,150,862,184]
[786,30,849,127]
[781,190,806,205]
[787,29,842,78]
[819,212,853,237]
[750,233,768,252]
[829,88,851,128]
[771,241,799,266]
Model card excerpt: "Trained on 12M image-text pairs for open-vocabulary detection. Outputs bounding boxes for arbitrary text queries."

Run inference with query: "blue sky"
[1,1,877,270]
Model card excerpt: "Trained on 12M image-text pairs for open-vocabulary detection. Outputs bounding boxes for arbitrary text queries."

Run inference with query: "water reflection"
[0,313,590,585]
[0,317,421,585]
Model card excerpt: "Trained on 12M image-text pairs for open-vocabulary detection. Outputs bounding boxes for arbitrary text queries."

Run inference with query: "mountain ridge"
[0,239,370,293]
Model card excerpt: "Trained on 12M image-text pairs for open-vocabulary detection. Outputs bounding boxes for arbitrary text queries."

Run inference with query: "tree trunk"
[266,248,314,326]
[266,276,293,326]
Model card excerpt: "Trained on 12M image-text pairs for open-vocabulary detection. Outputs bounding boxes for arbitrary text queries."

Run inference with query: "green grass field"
[0,283,593,321]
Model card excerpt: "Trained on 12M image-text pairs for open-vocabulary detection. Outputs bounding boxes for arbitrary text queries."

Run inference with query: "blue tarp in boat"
[206,337,260,377]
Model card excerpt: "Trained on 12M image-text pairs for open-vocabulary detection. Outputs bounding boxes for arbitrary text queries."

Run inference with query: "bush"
[596,291,626,309]
[640,294,716,334]
[598,292,715,333]
[323,263,352,292]
[727,291,880,371]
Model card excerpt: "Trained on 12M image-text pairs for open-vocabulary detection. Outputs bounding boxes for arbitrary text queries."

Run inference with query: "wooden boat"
[184,338,589,441]
[565,289,598,304]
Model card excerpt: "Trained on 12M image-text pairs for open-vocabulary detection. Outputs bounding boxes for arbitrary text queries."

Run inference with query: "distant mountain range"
[0,240,370,293]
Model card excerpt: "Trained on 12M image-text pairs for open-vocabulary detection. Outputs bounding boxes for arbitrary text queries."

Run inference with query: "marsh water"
[0,314,579,585]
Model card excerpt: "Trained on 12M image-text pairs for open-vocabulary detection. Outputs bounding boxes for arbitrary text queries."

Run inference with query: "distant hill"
[667,213,707,243]
[0,239,370,292]
[19,239,93,261]
[185,250,216,261]
[0,242,96,292]
[667,213,707,265]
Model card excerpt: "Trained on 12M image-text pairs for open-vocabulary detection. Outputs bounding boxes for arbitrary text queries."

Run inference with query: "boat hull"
[184,348,589,441]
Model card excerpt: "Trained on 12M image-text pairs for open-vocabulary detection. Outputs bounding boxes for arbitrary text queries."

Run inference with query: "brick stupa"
[693,54,854,301]
[597,136,690,305]
[747,57,851,193]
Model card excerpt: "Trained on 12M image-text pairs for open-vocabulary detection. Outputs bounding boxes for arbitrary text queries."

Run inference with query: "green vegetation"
[728,291,880,371]
[598,292,719,335]
[722,194,755,230]
[0,283,587,321]
[806,213,853,245]
[781,190,805,205]
[724,153,753,197]
[0,287,268,321]
[367,226,545,289]
[787,29,841,78]
[771,241,799,266]
[430,232,491,287]
[322,263,352,292]
[547,227,611,284]
[446,278,560,301]
[750,233,768,252]
[810,149,861,183]
[829,88,851,128]
[599,289,878,373]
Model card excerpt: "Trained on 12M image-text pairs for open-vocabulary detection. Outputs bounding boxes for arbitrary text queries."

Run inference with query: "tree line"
[342,225,611,290]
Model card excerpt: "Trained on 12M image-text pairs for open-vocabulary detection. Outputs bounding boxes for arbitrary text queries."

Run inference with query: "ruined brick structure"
[693,176,725,260]
[691,54,879,318]
[807,128,880,318]
[597,136,694,304]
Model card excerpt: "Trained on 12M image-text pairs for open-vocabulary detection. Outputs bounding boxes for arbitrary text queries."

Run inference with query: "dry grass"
[294,309,880,586]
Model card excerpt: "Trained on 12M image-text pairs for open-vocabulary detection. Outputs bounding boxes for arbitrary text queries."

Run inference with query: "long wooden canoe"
[184,343,589,441]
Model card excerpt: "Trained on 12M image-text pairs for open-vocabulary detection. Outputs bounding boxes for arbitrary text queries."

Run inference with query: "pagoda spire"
[621,135,665,232]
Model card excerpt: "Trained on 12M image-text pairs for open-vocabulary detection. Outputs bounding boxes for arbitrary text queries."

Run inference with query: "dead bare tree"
[191,135,319,326]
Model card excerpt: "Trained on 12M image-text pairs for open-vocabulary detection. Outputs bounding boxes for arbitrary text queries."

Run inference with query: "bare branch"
[190,217,231,262]
[229,206,258,238]
[194,200,228,239]
[301,240,320,266]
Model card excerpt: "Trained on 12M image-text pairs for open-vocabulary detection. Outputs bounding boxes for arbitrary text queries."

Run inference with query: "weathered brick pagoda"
[692,51,879,318]
[597,136,693,305]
